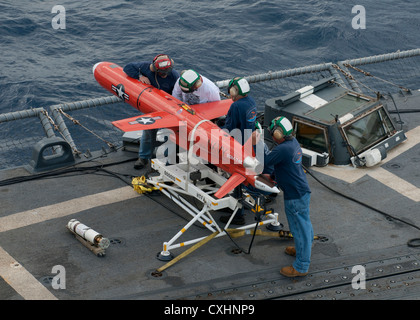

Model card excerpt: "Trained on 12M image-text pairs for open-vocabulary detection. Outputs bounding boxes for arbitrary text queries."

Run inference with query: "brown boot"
[285,246,296,257]
[280,265,308,278]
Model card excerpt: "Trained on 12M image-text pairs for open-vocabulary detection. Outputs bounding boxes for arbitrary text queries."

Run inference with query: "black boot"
[134,158,149,170]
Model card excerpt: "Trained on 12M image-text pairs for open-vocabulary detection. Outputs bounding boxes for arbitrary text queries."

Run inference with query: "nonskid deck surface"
[1,93,420,300]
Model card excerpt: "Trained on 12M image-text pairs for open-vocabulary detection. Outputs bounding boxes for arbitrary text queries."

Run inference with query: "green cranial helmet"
[179,69,201,93]
[269,116,293,137]
[228,77,250,96]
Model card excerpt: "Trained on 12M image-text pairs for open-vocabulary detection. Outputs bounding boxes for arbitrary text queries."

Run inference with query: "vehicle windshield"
[294,121,328,154]
[342,107,395,154]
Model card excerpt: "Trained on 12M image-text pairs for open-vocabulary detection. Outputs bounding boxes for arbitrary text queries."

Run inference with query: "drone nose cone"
[92,62,102,74]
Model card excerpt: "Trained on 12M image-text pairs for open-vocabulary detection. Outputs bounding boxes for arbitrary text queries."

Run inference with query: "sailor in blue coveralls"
[265,116,313,277]
[219,77,257,225]
[222,77,257,145]
[123,54,180,169]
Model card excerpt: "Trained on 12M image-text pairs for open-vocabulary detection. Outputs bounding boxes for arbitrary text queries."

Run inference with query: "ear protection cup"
[228,85,239,97]
[272,128,284,141]
[151,54,162,72]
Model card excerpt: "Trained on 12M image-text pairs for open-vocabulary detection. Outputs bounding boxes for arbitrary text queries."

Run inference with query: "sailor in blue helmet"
[123,54,180,170]
[266,116,313,277]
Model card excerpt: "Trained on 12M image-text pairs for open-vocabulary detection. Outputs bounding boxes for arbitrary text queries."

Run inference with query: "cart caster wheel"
[157,251,174,261]
[266,222,283,232]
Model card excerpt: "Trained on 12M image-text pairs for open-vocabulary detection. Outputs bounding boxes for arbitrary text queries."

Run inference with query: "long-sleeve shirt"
[264,137,311,200]
[223,95,257,145]
[172,76,220,105]
[123,61,179,94]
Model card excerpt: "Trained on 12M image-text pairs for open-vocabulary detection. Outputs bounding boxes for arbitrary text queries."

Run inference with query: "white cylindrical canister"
[67,219,109,249]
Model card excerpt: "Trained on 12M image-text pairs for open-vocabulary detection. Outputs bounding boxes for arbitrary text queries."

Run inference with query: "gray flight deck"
[1,91,420,300]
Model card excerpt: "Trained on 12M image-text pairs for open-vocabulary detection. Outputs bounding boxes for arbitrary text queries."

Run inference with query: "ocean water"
[0,0,419,162]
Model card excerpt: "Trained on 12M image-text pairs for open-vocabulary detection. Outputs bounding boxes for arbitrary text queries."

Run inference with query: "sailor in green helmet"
[266,116,313,278]
[172,69,220,105]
